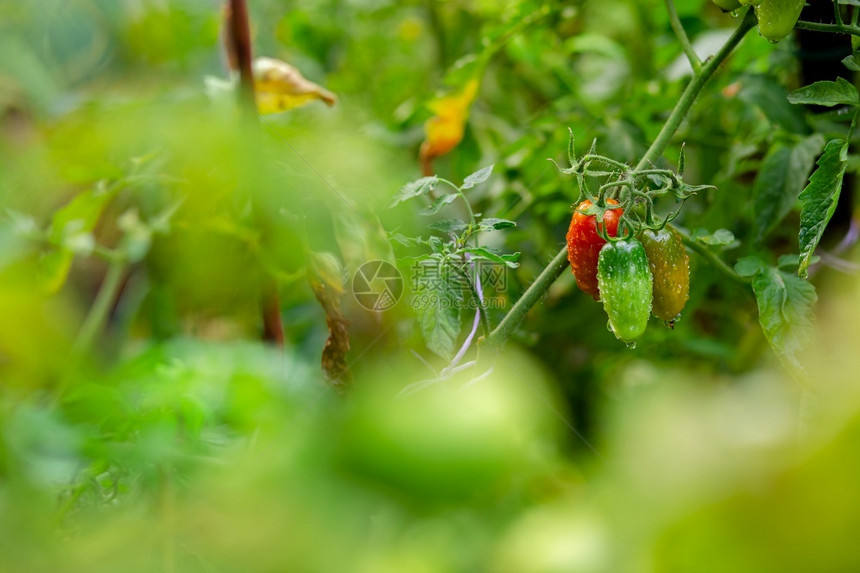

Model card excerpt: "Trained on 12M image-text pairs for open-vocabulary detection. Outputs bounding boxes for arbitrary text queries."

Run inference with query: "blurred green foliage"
[2,0,860,570]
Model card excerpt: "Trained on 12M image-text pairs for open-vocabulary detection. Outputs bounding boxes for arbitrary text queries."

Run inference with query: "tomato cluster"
[567,200,690,344]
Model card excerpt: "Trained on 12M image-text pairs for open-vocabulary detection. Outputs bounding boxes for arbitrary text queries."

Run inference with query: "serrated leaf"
[692,228,737,247]
[787,77,859,107]
[777,254,801,270]
[462,247,520,268]
[798,138,848,278]
[419,193,459,216]
[752,135,825,241]
[413,274,461,360]
[461,164,494,190]
[428,236,445,253]
[751,266,817,372]
[389,233,423,248]
[390,176,438,207]
[735,256,767,278]
[428,219,468,233]
[478,218,516,231]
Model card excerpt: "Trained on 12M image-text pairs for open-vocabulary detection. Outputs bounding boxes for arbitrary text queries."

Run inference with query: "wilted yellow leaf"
[252,57,337,115]
[419,79,480,174]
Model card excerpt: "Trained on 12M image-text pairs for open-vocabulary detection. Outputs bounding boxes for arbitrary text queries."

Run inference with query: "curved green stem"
[451,261,490,338]
[73,257,127,355]
[439,177,477,226]
[636,8,757,170]
[485,9,756,350]
[666,0,702,73]
[485,247,569,350]
[833,0,844,28]
[677,231,749,285]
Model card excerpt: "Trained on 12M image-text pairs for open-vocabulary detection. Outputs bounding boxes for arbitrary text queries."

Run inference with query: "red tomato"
[566,199,622,299]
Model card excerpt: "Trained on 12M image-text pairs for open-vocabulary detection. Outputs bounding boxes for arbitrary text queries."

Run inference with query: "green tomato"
[597,238,653,344]
[738,0,763,5]
[711,0,742,11]
[640,227,690,323]
[755,0,805,43]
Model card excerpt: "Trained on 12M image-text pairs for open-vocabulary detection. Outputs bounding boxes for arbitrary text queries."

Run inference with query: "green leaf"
[462,247,520,268]
[751,266,817,372]
[787,77,859,107]
[413,270,461,360]
[461,164,494,190]
[798,138,848,278]
[737,74,806,134]
[428,236,445,253]
[40,181,121,292]
[389,233,423,248]
[478,218,516,232]
[692,228,737,248]
[390,176,438,207]
[428,219,468,233]
[752,134,825,241]
[777,254,801,270]
[842,52,860,72]
[734,256,767,278]
[419,193,459,216]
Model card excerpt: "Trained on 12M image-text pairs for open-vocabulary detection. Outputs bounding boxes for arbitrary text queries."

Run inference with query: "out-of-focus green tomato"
[493,504,609,573]
[334,358,561,502]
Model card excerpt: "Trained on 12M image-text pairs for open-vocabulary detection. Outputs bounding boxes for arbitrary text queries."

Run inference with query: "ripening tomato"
[566,199,622,299]
[640,226,690,323]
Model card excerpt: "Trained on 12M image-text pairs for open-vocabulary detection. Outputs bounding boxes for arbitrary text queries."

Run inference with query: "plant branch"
[448,254,484,370]
[450,262,490,338]
[485,8,756,350]
[228,0,256,116]
[833,0,844,28]
[666,0,701,73]
[73,257,127,355]
[226,0,285,346]
[676,232,749,285]
[794,19,860,36]
[485,247,568,350]
[637,8,756,170]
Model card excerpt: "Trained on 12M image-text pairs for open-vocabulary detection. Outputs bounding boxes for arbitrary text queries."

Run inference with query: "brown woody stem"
[226,0,285,346]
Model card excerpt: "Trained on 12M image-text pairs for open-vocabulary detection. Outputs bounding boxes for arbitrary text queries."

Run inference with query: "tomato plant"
[2,0,860,571]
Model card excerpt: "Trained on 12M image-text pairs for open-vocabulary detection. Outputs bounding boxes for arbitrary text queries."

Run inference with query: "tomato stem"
[73,257,127,356]
[676,229,750,285]
[666,0,702,73]
[794,20,860,36]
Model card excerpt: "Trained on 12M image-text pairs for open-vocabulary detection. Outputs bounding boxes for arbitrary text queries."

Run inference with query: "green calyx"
[553,132,713,243]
